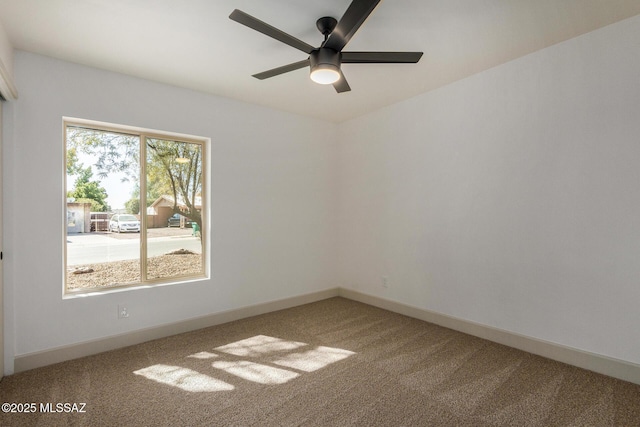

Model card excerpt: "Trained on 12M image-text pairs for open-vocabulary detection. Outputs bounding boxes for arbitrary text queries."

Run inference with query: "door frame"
[0,100,4,380]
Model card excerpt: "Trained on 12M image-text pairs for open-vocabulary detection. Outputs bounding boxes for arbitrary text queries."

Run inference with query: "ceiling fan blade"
[333,71,351,93]
[342,51,423,63]
[324,0,381,52]
[252,59,310,80]
[230,9,315,54]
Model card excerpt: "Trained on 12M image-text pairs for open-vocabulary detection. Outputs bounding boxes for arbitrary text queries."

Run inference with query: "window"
[64,119,208,294]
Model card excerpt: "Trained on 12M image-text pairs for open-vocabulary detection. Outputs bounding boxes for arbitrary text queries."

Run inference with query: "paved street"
[67,228,202,265]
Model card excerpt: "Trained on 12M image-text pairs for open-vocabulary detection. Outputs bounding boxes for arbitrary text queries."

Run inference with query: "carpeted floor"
[1,297,639,426]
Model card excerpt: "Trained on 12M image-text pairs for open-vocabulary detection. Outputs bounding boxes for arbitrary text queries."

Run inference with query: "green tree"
[68,166,110,212]
[125,197,140,215]
[66,147,84,176]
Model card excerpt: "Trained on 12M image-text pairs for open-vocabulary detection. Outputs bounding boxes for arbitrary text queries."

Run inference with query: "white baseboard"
[13,288,340,373]
[338,288,640,386]
[13,287,640,386]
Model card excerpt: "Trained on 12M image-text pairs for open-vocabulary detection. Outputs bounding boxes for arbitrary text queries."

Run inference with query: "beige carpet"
[1,297,639,426]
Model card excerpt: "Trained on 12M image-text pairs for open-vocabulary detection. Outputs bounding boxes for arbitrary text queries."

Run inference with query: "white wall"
[2,52,338,373]
[337,15,640,365]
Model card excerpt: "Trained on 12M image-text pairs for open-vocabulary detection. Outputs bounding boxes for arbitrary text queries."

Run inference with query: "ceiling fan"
[229,0,423,93]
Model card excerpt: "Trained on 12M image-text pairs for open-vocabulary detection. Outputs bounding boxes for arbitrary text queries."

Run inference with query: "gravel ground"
[67,253,203,291]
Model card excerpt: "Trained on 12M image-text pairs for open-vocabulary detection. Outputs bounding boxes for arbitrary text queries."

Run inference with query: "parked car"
[109,214,140,233]
[167,213,192,228]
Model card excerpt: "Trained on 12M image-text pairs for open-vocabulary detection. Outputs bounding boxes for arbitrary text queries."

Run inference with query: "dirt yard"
[66,253,203,291]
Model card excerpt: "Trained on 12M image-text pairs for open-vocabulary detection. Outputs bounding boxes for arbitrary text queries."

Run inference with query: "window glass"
[64,122,206,293]
[145,137,204,280]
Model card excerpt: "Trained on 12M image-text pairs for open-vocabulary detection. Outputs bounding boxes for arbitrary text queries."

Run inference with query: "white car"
[109,214,140,233]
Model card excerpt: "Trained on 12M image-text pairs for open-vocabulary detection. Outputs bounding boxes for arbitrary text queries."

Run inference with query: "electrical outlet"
[118,305,129,319]
[382,276,389,288]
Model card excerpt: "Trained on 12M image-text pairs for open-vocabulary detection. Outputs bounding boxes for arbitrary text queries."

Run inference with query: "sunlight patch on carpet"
[214,335,306,357]
[273,346,355,372]
[187,351,219,360]
[210,336,355,384]
[133,364,234,392]
[135,335,356,392]
[212,360,300,384]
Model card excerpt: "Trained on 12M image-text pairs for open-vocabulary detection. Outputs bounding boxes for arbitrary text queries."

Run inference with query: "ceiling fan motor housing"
[310,48,341,70]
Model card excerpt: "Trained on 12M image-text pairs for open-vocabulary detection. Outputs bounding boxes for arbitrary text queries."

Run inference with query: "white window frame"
[63,117,209,295]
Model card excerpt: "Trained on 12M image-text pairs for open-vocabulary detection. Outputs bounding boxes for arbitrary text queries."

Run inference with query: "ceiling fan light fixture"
[309,49,341,85]
[310,65,340,84]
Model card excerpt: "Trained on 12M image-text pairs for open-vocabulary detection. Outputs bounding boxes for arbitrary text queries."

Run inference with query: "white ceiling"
[0,0,639,122]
